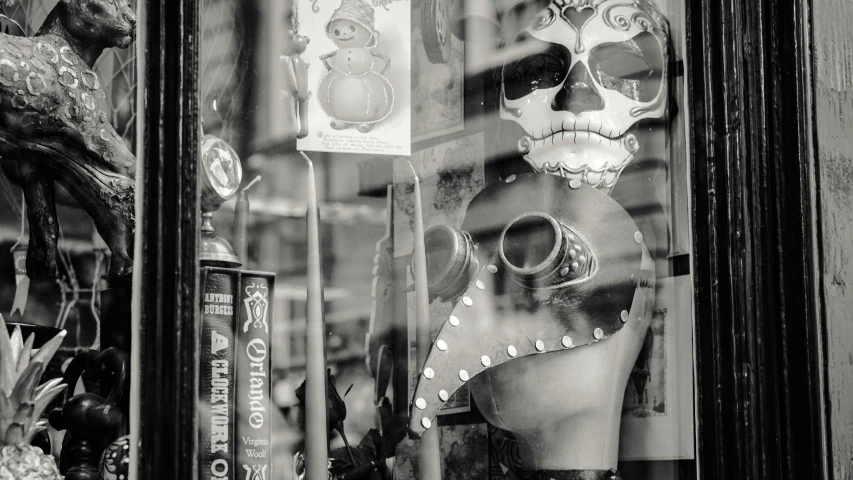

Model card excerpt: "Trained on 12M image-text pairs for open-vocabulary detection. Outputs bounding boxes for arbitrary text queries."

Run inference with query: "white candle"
[301,152,328,480]
[409,162,441,480]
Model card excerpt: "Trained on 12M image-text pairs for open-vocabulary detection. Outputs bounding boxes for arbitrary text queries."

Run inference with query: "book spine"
[199,270,237,480]
[235,275,272,480]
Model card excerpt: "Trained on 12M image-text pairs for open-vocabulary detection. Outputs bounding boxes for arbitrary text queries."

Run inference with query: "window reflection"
[198,0,694,478]
[0,0,138,477]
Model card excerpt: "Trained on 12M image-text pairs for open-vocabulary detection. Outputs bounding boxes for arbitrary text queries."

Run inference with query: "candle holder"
[199,134,243,267]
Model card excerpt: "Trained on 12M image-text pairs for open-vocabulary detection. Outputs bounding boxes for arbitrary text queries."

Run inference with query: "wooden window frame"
[138,0,201,477]
[687,0,828,478]
[136,0,831,479]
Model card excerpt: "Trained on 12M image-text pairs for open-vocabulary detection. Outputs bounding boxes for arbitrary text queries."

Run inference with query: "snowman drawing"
[318,0,394,133]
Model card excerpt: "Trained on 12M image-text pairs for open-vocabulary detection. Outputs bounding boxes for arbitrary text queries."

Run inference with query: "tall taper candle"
[409,162,441,480]
[233,176,261,265]
[301,152,328,480]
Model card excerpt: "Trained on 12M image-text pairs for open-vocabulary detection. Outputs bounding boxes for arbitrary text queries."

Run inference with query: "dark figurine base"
[61,434,102,480]
[49,348,128,480]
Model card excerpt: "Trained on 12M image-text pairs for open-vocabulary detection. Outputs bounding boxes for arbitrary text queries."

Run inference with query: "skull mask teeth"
[500,0,669,193]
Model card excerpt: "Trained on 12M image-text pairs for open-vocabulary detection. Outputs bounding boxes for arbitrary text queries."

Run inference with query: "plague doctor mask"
[499,0,670,194]
[409,173,656,472]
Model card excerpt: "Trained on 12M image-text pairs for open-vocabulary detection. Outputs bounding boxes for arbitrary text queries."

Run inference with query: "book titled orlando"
[199,268,238,480]
[235,272,274,480]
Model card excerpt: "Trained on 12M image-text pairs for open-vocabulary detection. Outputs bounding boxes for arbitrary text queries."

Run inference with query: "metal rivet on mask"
[560,267,570,276]
[423,367,435,379]
[481,355,491,367]
[569,249,577,259]
[574,244,582,252]
[416,398,427,410]
[506,174,517,183]
[594,328,604,340]
[535,340,545,352]
[569,179,582,189]
[621,310,629,323]
[462,296,473,307]
[568,234,576,242]
[475,280,485,290]
[439,390,449,402]
[437,340,448,351]
[562,336,573,348]
[507,345,517,357]
[449,316,460,327]
[570,262,580,271]
[487,265,498,274]
[422,418,432,429]
[459,370,470,382]
[634,231,644,244]
[579,255,586,264]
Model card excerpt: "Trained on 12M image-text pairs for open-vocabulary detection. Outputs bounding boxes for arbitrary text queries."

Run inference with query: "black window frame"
[137,0,831,479]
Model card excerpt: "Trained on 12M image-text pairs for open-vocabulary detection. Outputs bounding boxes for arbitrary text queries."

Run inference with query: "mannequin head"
[409,173,655,471]
[468,247,654,470]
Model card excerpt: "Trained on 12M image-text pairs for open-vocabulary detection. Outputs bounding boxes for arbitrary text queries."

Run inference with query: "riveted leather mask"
[409,173,651,435]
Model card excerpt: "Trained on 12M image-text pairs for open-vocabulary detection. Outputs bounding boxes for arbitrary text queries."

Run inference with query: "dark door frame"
[138,0,201,478]
[687,0,828,478]
[137,0,832,478]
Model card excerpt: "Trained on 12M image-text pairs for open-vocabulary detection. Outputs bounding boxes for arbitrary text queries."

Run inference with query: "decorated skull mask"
[500,0,670,191]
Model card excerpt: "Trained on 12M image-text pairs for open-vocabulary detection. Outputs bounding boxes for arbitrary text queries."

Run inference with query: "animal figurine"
[49,348,127,480]
[280,29,310,139]
[318,0,393,133]
[0,0,137,281]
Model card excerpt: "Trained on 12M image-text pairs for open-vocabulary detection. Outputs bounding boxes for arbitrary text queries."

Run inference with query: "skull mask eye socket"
[502,33,572,101]
[588,32,664,102]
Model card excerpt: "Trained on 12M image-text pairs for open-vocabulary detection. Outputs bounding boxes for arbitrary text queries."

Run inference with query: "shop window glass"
[0,0,140,477]
[196,0,696,479]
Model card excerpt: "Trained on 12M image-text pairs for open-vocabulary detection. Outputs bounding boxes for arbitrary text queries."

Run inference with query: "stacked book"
[199,267,276,480]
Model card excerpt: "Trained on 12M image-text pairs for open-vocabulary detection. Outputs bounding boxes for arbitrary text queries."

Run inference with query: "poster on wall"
[619,275,696,461]
[411,0,464,142]
[296,0,411,156]
[395,424,491,479]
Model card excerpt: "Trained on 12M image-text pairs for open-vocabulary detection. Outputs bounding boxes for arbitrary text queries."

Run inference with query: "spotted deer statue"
[0,0,136,281]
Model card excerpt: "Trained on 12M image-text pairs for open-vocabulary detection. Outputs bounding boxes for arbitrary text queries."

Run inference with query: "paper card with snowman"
[296,0,411,156]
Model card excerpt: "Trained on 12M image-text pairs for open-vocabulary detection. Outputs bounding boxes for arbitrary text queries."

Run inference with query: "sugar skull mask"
[500,0,669,191]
